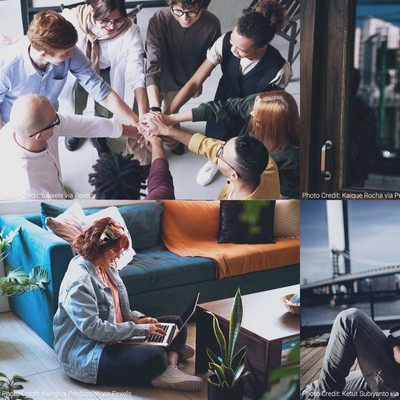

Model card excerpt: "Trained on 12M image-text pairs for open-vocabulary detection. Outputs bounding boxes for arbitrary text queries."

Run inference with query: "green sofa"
[0,201,299,347]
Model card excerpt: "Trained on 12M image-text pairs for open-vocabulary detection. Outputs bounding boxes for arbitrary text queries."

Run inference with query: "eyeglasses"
[216,144,255,178]
[98,17,126,28]
[29,114,60,137]
[216,145,242,178]
[170,7,201,18]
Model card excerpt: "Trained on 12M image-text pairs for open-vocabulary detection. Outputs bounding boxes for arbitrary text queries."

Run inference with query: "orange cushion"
[161,200,300,279]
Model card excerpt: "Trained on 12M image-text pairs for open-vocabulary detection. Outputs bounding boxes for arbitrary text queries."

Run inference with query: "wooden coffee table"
[195,285,300,399]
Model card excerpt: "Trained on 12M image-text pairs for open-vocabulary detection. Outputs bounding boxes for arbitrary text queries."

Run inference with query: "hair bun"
[255,0,288,32]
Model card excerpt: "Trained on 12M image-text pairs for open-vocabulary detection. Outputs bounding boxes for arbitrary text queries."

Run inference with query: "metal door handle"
[321,140,333,181]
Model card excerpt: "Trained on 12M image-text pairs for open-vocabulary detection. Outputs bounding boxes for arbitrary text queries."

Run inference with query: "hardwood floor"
[0,312,217,400]
[300,344,360,389]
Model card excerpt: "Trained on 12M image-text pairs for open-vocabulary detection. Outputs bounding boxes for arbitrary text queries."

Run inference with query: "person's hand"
[394,345,400,364]
[148,323,166,337]
[162,113,180,126]
[122,123,141,141]
[137,317,158,324]
[139,112,170,137]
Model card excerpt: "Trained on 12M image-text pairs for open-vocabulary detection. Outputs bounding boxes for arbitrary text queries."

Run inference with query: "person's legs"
[149,315,202,391]
[303,308,400,400]
[156,315,186,360]
[91,67,113,155]
[97,343,167,385]
[65,80,90,151]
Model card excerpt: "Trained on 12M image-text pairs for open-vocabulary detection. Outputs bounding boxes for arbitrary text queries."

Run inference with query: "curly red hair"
[73,217,129,263]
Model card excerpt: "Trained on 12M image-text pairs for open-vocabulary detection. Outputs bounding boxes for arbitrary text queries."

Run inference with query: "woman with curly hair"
[166,0,292,186]
[53,218,201,391]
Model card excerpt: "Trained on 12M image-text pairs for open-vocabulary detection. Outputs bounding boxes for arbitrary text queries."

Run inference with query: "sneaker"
[181,344,195,361]
[151,365,203,392]
[65,137,80,151]
[196,160,220,186]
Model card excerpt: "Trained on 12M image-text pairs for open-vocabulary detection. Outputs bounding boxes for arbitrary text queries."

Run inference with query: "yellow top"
[188,133,280,199]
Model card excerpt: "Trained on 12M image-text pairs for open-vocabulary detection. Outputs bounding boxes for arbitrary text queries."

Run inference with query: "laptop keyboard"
[147,324,171,343]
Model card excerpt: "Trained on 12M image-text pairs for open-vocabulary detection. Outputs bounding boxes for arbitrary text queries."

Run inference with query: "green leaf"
[212,315,227,365]
[231,363,245,387]
[223,367,235,387]
[287,345,300,362]
[207,376,221,387]
[228,288,243,366]
[0,372,8,378]
[211,363,227,387]
[12,384,24,390]
[231,346,247,372]
[261,378,299,400]
[270,365,300,382]
[206,347,221,365]
[11,375,28,383]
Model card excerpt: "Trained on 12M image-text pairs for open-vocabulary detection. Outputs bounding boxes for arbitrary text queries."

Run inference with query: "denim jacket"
[53,255,150,384]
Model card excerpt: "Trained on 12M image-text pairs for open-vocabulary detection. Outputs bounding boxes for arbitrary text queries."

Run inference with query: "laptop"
[127,293,200,347]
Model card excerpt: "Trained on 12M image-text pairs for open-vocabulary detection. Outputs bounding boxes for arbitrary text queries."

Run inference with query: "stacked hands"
[137,316,167,337]
[136,112,177,147]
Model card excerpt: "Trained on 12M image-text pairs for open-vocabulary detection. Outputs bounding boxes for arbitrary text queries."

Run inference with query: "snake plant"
[207,288,250,388]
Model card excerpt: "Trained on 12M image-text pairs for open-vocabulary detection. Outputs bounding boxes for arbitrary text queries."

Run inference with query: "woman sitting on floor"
[53,218,201,391]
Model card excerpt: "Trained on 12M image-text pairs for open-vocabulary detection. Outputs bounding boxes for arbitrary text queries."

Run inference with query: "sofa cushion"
[218,200,276,244]
[45,203,136,269]
[274,200,300,237]
[119,244,215,295]
[118,203,164,250]
[40,202,100,228]
[45,202,85,245]
[40,202,164,250]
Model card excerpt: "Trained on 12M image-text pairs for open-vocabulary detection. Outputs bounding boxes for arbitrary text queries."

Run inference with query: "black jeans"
[96,315,186,385]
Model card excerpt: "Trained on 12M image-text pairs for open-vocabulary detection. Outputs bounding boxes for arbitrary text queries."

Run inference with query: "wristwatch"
[149,106,162,112]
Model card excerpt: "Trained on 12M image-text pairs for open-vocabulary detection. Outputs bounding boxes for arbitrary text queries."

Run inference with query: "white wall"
[0,0,23,47]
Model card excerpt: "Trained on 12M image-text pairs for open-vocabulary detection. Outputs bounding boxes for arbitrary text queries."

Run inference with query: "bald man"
[0,95,138,200]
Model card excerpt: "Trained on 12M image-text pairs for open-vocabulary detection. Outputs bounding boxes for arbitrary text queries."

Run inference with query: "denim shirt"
[0,38,111,123]
[53,256,149,384]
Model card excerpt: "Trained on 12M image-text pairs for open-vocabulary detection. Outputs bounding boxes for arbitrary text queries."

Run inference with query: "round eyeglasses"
[29,114,60,137]
[98,17,126,28]
[170,7,201,18]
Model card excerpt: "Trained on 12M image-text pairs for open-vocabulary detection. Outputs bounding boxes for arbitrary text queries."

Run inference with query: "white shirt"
[206,34,292,87]
[0,113,122,200]
[62,9,145,99]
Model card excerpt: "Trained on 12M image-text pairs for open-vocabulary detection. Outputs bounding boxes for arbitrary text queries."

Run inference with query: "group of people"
[0,0,300,201]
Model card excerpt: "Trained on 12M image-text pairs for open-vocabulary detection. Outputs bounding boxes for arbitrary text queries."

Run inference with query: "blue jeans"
[96,315,186,385]
[301,308,400,400]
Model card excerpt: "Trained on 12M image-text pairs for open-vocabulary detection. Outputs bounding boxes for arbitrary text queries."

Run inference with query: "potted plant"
[0,227,49,297]
[0,373,32,400]
[207,288,250,400]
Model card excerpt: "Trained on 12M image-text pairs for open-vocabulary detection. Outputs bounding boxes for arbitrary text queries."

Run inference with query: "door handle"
[321,140,333,181]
